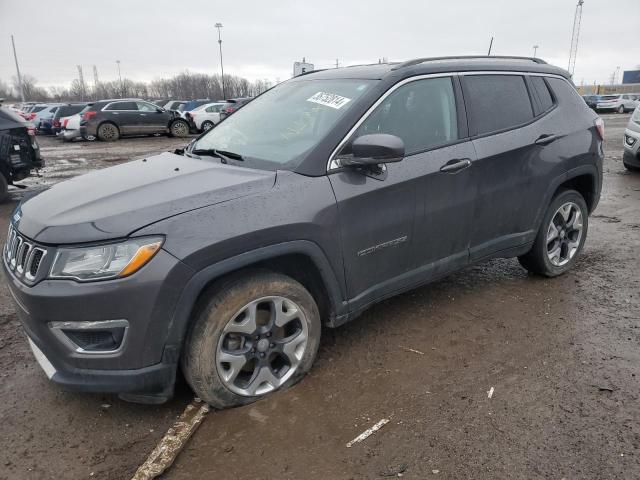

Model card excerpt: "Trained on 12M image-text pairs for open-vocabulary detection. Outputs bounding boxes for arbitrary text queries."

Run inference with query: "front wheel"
[169,119,189,137]
[181,271,321,409]
[618,105,625,114]
[518,189,588,277]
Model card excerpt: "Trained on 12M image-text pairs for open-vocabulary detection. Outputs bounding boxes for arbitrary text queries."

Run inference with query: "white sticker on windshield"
[307,92,351,109]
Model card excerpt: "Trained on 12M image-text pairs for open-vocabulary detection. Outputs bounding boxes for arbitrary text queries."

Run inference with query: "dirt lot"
[1,117,639,480]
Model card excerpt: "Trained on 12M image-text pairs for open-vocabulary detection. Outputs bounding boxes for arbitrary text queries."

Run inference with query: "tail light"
[27,126,36,136]
[83,111,97,121]
[28,113,36,120]
[53,120,61,128]
[595,117,604,140]
[63,119,69,128]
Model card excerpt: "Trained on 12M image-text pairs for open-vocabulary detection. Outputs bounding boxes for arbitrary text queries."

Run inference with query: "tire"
[181,270,321,409]
[624,161,640,171]
[201,120,214,132]
[169,119,189,137]
[97,123,120,142]
[518,189,588,277]
[0,175,8,203]
[618,105,625,114]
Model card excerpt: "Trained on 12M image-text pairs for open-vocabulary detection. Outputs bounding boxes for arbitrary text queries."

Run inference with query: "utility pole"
[11,35,25,102]
[335,59,339,68]
[116,60,123,98]
[567,0,584,76]
[533,45,539,58]
[215,23,226,99]
[93,65,99,100]
[487,37,494,56]
[76,65,85,101]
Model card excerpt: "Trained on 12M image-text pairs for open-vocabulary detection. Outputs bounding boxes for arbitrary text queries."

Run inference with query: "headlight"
[50,237,163,281]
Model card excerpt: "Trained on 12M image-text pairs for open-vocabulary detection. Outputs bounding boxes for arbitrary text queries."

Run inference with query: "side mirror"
[156,107,164,113]
[339,134,405,168]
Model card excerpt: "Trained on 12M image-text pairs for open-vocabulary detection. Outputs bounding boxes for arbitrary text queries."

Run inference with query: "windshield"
[192,79,375,170]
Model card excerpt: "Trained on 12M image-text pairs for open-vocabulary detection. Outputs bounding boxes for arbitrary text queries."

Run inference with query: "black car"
[51,104,89,135]
[80,99,190,141]
[4,56,603,407]
[219,97,252,120]
[0,106,44,202]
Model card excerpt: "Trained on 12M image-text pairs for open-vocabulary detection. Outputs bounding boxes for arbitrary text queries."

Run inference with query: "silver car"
[624,105,640,171]
[597,93,638,113]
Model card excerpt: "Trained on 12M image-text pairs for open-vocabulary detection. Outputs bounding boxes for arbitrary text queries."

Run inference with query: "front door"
[136,101,170,134]
[329,76,475,309]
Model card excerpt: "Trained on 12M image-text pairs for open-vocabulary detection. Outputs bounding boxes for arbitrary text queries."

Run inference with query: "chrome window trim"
[326,70,569,172]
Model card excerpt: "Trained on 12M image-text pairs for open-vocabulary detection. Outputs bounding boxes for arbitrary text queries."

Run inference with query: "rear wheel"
[182,271,321,409]
[169,119,189,137]
[518,189,588,277]
[201,120,214,132]
[97,123,119,142]
[618,105,625,114]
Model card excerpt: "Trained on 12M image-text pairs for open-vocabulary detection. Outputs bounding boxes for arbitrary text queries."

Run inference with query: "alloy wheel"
[216,296,309,396]
[546,202,583,267]
[172,121,188,136]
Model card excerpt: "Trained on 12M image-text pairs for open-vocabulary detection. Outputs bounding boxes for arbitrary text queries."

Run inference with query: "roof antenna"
[487,36,494,56]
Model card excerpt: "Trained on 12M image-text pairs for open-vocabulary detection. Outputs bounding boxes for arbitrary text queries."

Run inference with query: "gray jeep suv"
[3,56,604,408]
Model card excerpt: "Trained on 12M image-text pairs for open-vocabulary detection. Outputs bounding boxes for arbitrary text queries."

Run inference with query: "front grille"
[4,225,47,283]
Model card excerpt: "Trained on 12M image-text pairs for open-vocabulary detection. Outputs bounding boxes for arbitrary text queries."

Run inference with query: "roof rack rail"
[391,55,547,71]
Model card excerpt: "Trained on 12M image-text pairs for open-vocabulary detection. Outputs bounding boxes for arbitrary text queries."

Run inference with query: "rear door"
[102,101,139,134]
[461,73,547,260]
[329,75,476,307]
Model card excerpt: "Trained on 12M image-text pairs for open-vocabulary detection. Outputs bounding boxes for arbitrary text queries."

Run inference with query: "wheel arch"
[164,240,346,355]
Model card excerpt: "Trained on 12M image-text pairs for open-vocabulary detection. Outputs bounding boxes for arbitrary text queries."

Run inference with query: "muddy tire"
[97,123,120,142]
[201,120,214,132]
[181,270,321,409]
[169,119,189,138]
[518,189,588,277]
[0,175,8,203]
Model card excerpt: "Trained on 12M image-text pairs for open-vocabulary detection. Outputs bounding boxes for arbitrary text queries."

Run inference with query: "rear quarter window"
[463,74,534,135]
[546,78,588,110]
[529,76,554,113]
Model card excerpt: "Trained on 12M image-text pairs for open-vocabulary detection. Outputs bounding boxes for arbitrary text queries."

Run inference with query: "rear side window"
[546,78,588,109]
[353,76,458,155]
[529,76,554,113]
[463,75,534,135]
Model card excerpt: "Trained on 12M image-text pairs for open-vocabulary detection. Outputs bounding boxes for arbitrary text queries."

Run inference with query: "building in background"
[622,69,640,84]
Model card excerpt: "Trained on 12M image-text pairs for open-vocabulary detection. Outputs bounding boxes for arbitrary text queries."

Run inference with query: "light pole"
[116,60,123,98]
[11,35,25,102]
[215,23,226,99]
[533,45,539,58]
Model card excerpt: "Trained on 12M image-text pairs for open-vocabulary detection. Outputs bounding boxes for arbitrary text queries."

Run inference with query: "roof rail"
[391,55,547,71]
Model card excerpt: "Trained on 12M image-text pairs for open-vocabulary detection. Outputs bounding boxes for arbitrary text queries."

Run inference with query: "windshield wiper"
[191,148,244,163]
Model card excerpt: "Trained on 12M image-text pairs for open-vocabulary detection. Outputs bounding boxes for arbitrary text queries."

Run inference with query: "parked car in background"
[36,105,64,134]
[20,104,48,122]
[582,95,601,110]
[623,105,640,171]
[219,97,252,120]
[3,56,604,407]
[185,102,228,132]
[177,99,214,117]
[0,105,44,201]
[60,106,96,142]
[596,94,638,113]
[80,99,190,141]
[163,100,187,111]
[51,104,88,135]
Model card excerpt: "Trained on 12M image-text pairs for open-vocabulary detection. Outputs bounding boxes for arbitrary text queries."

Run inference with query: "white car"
[596,94,638,113]
[59,108,96,142]
[185,102,228,132]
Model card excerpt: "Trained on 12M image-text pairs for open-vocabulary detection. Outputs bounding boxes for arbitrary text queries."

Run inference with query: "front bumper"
[2,242,194,400]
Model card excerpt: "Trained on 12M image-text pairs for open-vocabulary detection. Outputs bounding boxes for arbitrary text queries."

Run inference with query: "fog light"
[49,320,128,354]
[625,135,637,147]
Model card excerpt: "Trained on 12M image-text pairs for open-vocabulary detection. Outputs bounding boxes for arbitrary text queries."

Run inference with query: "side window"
[137,102,157,112]
[464,75,534,135]
[105,102,138,111]
[530,76,554,113]
[546,78,587,109]
[350,77,458,155]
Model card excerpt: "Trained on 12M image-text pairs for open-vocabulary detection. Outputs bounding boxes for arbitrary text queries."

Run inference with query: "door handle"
[535,134,558,145]
[440,158,472,173]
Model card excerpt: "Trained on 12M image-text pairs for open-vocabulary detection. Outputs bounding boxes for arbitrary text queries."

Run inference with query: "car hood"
[16,152,276,244]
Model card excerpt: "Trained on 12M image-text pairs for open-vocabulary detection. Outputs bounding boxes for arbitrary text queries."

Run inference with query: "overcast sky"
[1,0,639,90]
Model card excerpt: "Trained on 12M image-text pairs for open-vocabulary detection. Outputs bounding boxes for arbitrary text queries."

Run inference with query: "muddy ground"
[1,116,639,480]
